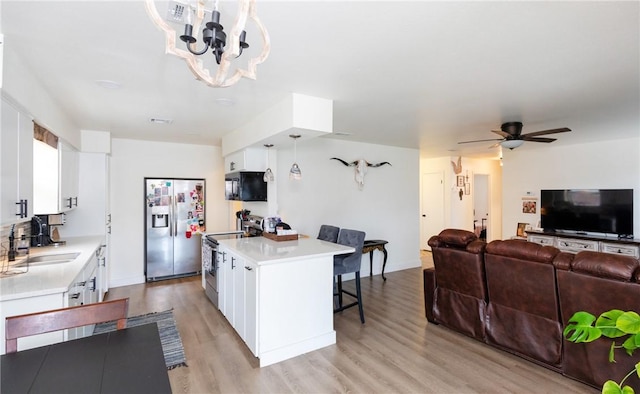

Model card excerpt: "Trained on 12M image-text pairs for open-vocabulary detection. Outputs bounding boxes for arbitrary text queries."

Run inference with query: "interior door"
[421,172,445,251]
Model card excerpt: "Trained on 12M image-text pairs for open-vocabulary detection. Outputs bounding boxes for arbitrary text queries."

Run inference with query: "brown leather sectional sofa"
[423,229,640,391]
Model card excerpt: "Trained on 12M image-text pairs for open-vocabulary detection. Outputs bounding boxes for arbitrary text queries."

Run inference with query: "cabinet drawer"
[527,235,554,246]
[554,238,599,253]
[600,242,640,258]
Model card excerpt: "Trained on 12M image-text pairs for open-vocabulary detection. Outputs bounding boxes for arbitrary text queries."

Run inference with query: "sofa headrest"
[435,229,478,247]
[572,251,639,282]
[486,240,559,263]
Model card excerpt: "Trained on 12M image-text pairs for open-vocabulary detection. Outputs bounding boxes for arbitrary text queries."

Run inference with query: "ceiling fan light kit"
[500,139,525,150]
[458,121,571,150]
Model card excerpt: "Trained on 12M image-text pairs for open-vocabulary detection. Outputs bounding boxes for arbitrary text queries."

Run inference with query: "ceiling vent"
[149,118,173,125]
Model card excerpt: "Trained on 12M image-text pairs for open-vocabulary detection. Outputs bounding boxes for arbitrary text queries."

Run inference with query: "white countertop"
[0,236,104,302]
[218,236,355,265]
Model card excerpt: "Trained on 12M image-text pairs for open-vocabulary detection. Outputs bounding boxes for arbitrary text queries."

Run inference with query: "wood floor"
[106,255,596,393]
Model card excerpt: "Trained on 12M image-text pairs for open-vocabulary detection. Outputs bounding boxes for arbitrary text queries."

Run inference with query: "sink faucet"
[8,224,16,262]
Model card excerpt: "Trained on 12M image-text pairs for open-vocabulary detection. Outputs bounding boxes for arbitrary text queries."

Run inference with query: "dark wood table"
[362,239,389,280]
[1,323,171,394]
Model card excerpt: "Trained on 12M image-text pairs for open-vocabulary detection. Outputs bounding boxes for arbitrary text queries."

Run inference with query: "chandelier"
[144,0,270,88]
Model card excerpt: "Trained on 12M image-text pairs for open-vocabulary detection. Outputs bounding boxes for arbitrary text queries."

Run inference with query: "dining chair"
[333,229,366,323]
[317,224,340,243]
[5,298,129,353]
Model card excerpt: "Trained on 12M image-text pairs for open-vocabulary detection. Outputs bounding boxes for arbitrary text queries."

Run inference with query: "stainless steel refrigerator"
[145,178,205,281]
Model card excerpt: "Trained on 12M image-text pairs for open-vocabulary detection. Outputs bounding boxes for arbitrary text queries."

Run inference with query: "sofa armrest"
[423,268,437,323]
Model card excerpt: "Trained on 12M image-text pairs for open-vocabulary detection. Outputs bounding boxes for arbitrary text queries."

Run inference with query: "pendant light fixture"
[289,134,302,180]
[263,144,274,182]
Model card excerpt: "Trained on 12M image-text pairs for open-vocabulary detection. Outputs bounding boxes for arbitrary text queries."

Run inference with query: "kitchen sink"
[17,252,81,267]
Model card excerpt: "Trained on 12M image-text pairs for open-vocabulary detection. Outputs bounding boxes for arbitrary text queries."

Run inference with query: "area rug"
[93,309,187,370]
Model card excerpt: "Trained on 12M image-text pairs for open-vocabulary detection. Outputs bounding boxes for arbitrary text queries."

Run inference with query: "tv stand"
[527,230,640,258]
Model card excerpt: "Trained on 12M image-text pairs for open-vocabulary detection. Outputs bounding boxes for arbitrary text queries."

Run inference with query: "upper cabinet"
[0,98,33,225]
[224,148,267,174]
[34,136,79,214]
[58,140,79,212]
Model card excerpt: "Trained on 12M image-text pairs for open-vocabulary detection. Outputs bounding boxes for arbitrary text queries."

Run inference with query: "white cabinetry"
[224,148,267,173]
[527,234,554,247]
[219,245,253,351]
[244,259,258,355]
[1,98,33,224]
[65,251,99,340]
[58,140,79,212]
[527,231,640,257]
[63,153,111,298]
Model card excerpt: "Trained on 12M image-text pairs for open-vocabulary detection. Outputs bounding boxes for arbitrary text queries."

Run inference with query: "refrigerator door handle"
[169,195,173,237]
[173,196,178,237]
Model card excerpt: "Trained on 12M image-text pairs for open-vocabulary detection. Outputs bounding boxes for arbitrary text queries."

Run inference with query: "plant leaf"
[602,380,623,394]
[597,310,627,338]
[617,312,640,335]
[635,362,640,379]
[622,335,640,356]
[564,312,602,343]
[621,386,635,394]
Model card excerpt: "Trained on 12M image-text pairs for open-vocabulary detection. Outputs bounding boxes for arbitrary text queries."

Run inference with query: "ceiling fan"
[458,122,571,150]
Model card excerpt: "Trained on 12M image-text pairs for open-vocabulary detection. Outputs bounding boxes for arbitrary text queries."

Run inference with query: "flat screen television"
[540,189,633,237]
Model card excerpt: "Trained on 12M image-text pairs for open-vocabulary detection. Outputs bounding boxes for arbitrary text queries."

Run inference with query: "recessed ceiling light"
[149,118,173,124]
[95,80,122,89]
[215,98,235,107]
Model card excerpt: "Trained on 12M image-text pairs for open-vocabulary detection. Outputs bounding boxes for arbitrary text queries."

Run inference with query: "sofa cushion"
[435,229,477,247]
[572,251,638,281]
[486,239,559,263]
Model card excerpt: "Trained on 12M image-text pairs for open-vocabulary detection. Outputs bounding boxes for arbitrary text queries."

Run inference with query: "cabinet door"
[221,248,233,318]
[59,140,79,212]
[33,139,59,214]
[232,252,245,338]
[244,260,258,355]
[17,110,33,218]
[0,99,19,224]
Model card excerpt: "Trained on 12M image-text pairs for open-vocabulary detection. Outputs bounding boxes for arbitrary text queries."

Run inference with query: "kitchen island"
[216,236,355,367]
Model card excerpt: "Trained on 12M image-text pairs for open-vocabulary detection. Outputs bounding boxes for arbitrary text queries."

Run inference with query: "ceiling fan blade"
[491,129,511,138]
[458,138,503,144]
[522,136,557,143]
[522,127,571,138]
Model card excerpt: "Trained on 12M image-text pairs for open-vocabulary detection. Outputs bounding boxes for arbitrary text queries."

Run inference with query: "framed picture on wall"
[522,199,537,214]
[457,176,465,187]
[464,183,471,195]
[517,222,529,238]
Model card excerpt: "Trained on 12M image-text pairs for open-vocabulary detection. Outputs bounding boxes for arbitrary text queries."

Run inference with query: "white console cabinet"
[527,231,639,258]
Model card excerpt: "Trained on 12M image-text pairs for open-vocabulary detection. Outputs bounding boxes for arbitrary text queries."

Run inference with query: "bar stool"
[333,229,366,324]
[317,224,340,243]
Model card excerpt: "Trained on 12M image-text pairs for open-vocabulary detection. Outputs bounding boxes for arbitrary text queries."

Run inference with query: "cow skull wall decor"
[330,158,392,189]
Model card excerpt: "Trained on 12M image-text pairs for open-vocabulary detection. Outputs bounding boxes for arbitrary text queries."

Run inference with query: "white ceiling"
[2,1,638,158]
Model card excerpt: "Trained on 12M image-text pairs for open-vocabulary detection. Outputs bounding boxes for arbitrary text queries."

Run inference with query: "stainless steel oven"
[203,232,243,307]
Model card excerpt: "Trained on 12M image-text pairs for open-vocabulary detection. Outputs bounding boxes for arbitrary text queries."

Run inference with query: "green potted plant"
[564,310,640,394]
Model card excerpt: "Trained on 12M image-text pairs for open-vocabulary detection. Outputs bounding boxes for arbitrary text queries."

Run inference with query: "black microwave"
[225,172,267,201]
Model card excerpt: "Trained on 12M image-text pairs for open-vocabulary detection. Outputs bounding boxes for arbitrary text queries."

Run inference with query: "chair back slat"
[5,298,129,354]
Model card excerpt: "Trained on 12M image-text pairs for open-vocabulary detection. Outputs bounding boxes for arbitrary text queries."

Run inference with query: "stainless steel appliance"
[145,178,205,281]
[241,214,263,237]
[225,172,267,201]
[203,232,243,306]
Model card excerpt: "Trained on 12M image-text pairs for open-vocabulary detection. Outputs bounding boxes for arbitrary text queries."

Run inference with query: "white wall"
[501,137,640,239]
[108,138,227,287]
[420,156,502,242]
[275,138,421,276]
